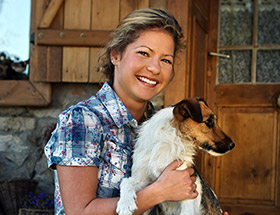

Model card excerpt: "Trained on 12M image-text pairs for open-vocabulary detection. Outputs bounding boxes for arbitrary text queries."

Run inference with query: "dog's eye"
[204,118,214,128]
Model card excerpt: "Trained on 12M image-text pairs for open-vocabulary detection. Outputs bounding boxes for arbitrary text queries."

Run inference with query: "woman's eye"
[138,51,148,57]
[162,59,172,65]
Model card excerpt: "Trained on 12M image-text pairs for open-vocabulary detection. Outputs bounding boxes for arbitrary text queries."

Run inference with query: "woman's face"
[111,29,175,105]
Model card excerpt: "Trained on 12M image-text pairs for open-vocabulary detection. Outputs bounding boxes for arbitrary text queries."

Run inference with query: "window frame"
[217,0,280,84]
[0,0,51,106]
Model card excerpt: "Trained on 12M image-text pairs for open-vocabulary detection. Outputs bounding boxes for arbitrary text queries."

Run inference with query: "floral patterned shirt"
[44,82,154,214]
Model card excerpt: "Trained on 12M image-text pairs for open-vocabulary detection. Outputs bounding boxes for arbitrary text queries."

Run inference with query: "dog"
[116,97,235,215]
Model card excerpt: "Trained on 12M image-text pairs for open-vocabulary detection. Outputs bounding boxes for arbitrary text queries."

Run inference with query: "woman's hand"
[154,160,198,202]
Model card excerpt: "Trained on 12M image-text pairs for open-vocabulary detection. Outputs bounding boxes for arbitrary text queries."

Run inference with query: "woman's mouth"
[137,76,158,86]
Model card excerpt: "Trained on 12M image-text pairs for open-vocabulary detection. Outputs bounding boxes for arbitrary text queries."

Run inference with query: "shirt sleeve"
[44,106,103,169]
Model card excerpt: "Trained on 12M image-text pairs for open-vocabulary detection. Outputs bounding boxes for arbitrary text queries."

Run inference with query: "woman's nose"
[146,58,160,75]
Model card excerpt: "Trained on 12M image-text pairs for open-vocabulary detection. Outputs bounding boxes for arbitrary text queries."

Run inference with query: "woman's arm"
[57,160,197,215]
[57,165,118,215]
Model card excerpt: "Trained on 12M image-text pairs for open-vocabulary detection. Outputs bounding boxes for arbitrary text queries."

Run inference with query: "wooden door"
[166,0,280,214]
[212,1,280,214]
[215,74,280,213]
[216,93,280,214]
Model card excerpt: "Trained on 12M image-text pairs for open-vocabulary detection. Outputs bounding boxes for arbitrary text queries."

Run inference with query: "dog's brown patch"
[172,98,234,155]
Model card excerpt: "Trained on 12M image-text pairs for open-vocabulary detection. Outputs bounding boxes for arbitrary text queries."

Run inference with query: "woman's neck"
[111,83,148,122]
[124,100,147,122]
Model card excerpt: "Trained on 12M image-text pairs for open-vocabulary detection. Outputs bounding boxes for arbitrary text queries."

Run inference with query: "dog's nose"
[228,142,235,150]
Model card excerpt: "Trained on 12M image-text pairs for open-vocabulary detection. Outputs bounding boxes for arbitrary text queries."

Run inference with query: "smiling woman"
[0,0,31,80]
[111,29,175,120]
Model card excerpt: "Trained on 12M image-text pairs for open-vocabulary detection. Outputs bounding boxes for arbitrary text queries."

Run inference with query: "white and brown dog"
[116,97,235,215]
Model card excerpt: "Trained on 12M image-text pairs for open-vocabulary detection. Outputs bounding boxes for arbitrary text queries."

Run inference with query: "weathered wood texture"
[164,0,190,106]
[0,81,51,106]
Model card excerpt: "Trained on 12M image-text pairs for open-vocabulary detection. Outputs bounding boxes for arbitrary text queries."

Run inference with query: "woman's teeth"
[138,76,157,85]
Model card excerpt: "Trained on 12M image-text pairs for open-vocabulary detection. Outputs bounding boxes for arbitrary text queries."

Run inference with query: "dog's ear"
[173,98,203,122]
[197,97,208,107]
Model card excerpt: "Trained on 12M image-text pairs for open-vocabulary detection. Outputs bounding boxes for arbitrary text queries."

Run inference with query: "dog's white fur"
[116,106,204,215]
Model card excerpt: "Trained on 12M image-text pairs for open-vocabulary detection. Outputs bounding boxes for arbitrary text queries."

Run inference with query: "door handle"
[209,52,231,59]
[277,95,280,108]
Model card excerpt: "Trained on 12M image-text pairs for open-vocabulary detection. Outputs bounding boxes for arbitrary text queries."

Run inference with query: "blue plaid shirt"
[44,82,154,214]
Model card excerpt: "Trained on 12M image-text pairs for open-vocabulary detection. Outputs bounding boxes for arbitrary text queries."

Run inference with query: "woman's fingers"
[156,160,198,201]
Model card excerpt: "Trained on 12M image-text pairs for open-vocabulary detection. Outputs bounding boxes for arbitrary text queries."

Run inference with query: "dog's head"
[172,97,235,156]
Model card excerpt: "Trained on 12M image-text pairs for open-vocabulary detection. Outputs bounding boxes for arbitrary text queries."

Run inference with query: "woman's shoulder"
[57,95,108,127]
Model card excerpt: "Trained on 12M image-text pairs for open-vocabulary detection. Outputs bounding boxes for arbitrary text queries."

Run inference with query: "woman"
[45,8,228,215]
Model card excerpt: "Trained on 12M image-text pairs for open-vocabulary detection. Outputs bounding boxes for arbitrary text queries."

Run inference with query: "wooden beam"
[0,81,51,106]
[221,204,280,215]
[36,29,112,47]
[216,84,280,107]
[39,0,64,28]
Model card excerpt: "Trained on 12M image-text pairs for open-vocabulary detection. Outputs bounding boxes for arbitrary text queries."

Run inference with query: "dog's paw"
[116,195,138,215]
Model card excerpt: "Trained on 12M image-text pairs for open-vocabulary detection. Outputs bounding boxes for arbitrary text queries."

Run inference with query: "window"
[0,0,31,80]
[217,0,280,84]
[0,0,51,106]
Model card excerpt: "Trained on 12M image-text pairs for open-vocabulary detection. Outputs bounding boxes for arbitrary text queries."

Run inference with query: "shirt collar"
[96,82,155,128]
[97,82,135,128]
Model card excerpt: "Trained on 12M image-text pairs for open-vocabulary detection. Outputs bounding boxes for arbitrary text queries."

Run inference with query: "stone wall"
[0,83,103,194]
[0,83,163,212]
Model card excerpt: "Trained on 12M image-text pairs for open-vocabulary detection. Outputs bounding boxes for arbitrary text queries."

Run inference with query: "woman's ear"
[110,49,121,65]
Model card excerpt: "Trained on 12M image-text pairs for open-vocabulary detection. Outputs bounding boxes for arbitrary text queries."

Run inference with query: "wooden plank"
[164,0,190,106]
[89,0,120,83]
[36,29,112,46]
[192,2,208,33]
[31,82,52,105]
[202,0,219,190]
[62,0,91,82]
[33,46,48,81]
[30,0,49,81]
[215,84,280,107]
[38,0,64,28]
[44,2,64,82]
[149,0,168,9]
[221,204,280,215]
[91,0,120,30]
[46,46,62,81]
[206,0,219,111]
[189,16,207,98]
[89,48,106,83]
[62,47,89,82]
[277,112,280,207]
[64,0,91,29]
[33,0,63,82]
[216,107,277,204]
[120,0,149,20]
[193,0,209,22]
[0,81,51,106]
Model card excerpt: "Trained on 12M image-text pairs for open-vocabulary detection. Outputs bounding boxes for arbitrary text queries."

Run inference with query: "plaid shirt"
[44,82,154,214]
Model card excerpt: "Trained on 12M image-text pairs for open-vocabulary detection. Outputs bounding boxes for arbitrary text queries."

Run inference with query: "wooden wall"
[31,0,170,84]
